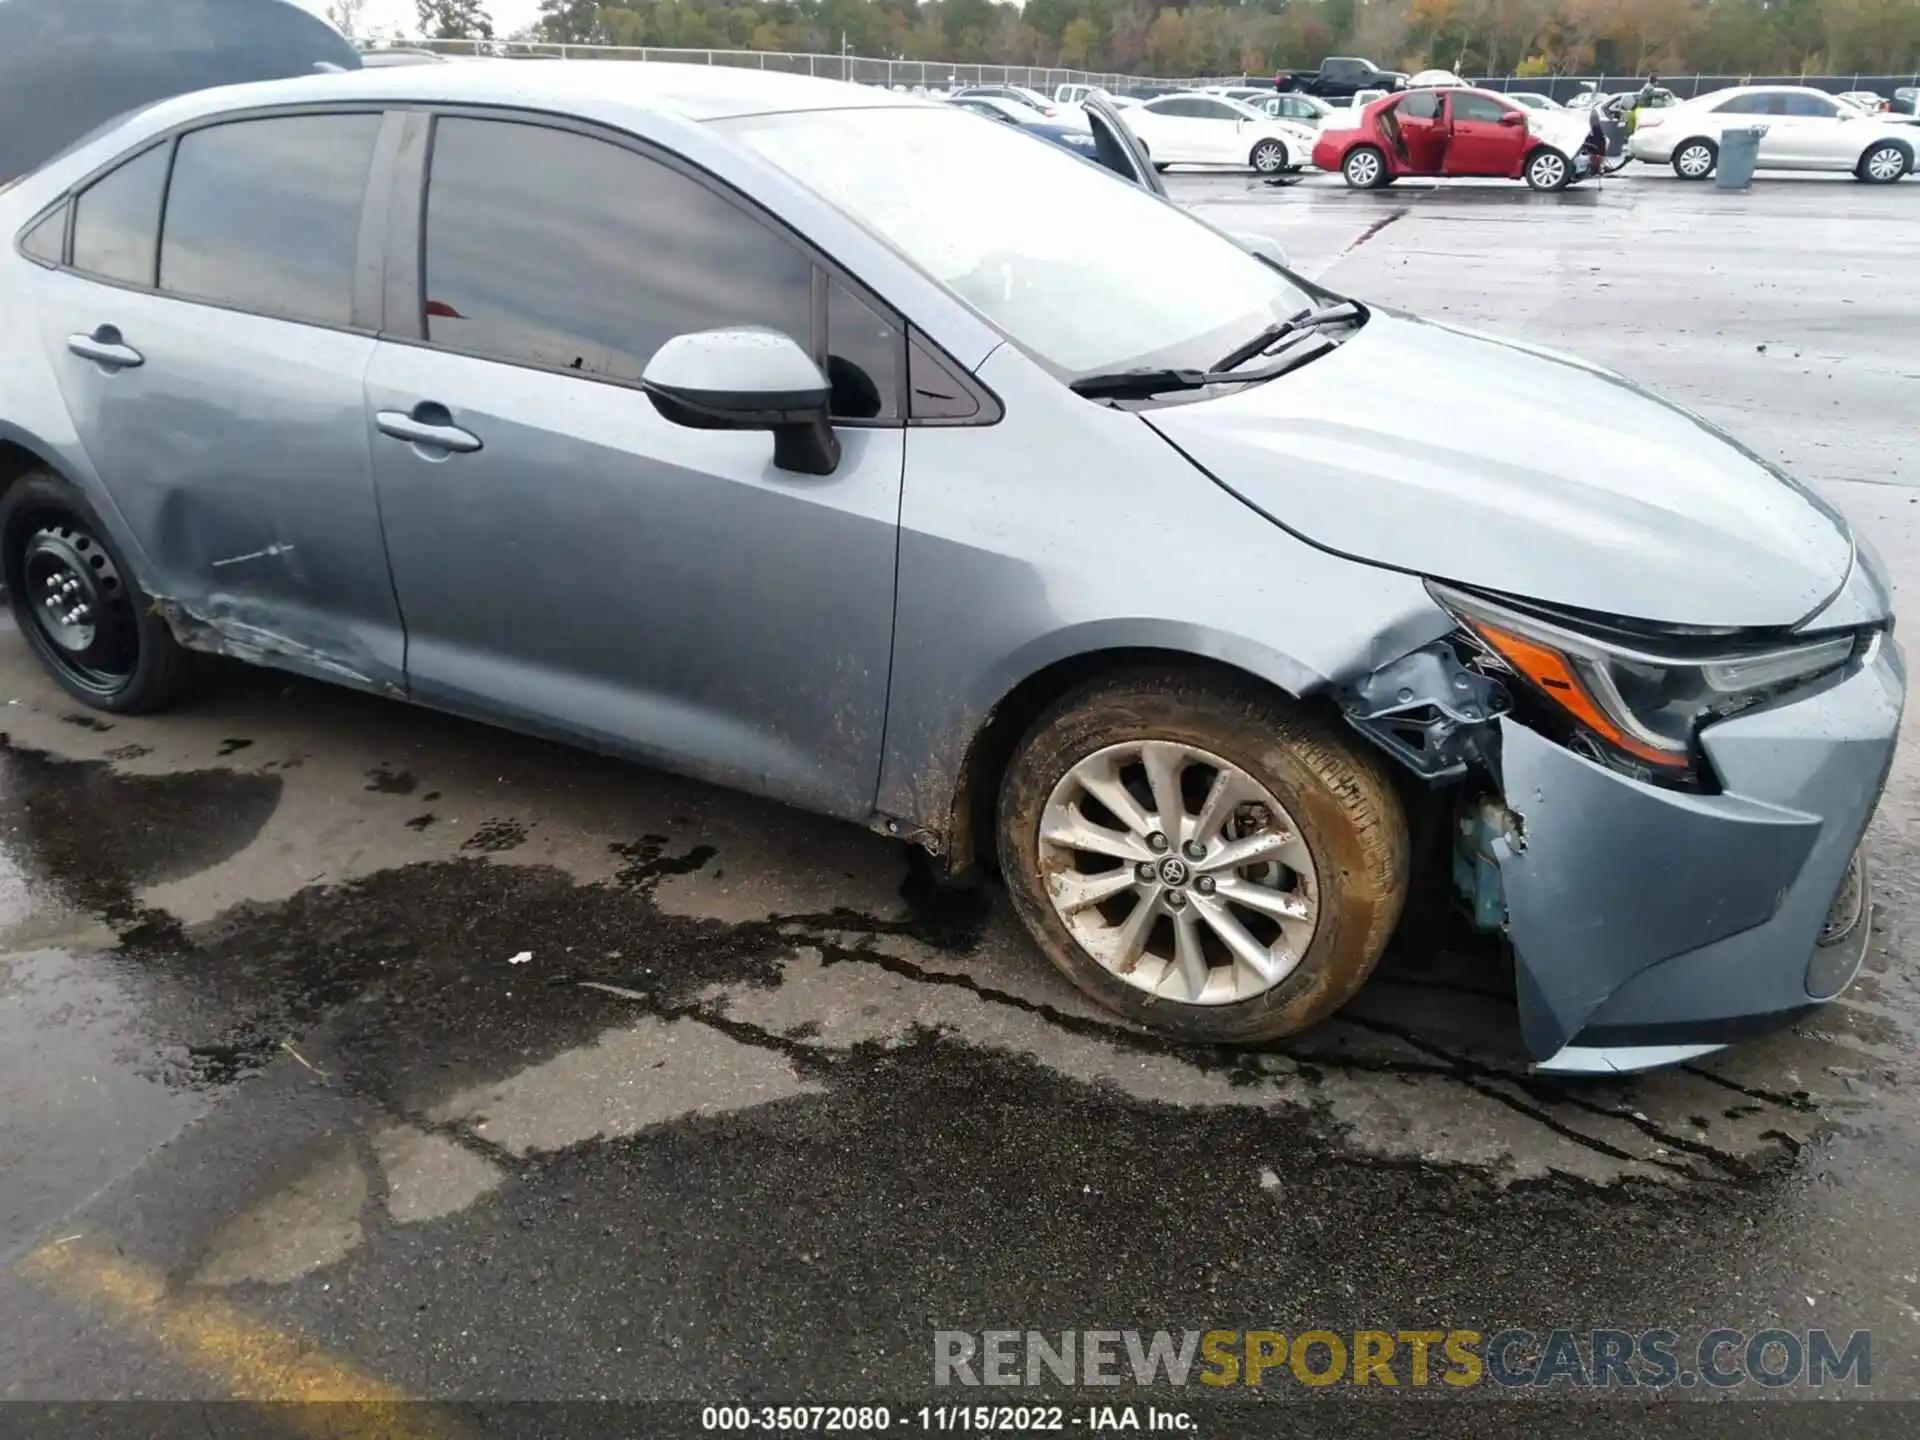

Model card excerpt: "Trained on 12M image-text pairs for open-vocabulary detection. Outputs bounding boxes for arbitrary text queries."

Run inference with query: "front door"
[365,115,905,818]
[1763,91,1845,167]
[1444,91,1529,175]
[35,110,406,690]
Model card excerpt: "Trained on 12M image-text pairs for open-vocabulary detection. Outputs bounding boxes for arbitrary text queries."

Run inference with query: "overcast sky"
[295,0,549,42]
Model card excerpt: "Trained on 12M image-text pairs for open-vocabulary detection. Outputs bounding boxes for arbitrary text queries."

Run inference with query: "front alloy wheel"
[997,669,1410,1044]
[1037,740,1319,1005]
[1525,148,1570,190]
[1250,139,1288,174]
[1859,143,1911,183]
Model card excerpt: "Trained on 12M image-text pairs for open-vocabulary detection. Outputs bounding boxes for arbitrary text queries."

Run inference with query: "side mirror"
[642,328,840,477]
[1233,232,1291,268]
[1499,110,1527,127]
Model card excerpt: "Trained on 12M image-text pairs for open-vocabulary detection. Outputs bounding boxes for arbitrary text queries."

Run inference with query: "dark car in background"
[1273,57,1409,100]
[0,0,360,185]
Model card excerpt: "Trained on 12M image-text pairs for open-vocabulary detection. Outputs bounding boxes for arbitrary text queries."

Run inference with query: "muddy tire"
[996,668,1409,1045]
[1342,145,1389,188]
[0,471,189,713]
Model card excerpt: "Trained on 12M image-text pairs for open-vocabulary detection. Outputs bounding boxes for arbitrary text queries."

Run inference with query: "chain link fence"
[391,38,1174,93]
[379,42,1918,105]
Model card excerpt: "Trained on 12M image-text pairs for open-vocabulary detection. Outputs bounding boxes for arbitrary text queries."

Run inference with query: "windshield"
[723,106,1313,377]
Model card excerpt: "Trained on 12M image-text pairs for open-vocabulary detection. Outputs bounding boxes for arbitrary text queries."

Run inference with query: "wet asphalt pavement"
[3,170,1920,1431]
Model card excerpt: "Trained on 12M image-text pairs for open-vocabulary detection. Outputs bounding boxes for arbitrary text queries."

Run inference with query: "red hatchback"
[1313,87,1596,190]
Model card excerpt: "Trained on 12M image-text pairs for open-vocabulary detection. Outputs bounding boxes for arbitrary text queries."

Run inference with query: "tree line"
[400,0,1920,78]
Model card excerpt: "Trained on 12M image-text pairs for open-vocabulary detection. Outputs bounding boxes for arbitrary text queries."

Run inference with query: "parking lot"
[3,170,1919,1423]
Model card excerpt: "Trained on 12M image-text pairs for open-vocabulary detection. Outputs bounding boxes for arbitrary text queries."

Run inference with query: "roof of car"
[133,59,918,127]
[1681,83,1833,103]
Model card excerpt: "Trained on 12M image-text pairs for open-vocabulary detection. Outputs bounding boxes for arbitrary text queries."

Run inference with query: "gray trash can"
[1716,125,1768,189]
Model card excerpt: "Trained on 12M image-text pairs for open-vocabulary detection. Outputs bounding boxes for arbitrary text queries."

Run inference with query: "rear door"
[32,108,406,689]
[1132,97,1197,161]
[1392,91,1448,171]
[1444,91,1528,175]
[362,113,905,818]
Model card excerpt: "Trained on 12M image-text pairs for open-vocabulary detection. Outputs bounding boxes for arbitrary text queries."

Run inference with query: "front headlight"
[1429,582,1859,776]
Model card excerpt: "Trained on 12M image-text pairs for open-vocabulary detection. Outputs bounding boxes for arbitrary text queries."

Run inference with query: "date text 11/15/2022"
[700,1407,1193,1432]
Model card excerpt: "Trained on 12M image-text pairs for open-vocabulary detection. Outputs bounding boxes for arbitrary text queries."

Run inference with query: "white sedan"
[1631,85,1915,182]
[1121,92,1320,174]
[1251,91,1338,127]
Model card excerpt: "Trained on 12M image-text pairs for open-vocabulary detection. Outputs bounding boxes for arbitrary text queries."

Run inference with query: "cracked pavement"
[2,173,1919,1420]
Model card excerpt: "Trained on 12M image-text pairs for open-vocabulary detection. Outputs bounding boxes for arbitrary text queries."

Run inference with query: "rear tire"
[0,471,189,713]
[1671,138,1717,180]
[996,668,1410,1045]
[1342,145,1389,189]
[1857,141,1911,183]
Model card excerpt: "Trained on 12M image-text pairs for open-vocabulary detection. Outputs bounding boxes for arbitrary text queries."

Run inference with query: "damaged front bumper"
[1486,632,1904,1073]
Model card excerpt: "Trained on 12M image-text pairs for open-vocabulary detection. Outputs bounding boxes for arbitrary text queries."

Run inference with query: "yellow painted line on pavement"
[21,1237,464,1439]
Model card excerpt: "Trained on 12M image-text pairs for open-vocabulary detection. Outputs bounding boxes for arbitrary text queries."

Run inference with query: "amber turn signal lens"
[1468,619,1687,768]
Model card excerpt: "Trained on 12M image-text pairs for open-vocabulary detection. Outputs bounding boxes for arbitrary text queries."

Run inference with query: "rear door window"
[20,200,71,266]
[69,142,170,285]
[158,112,382,327]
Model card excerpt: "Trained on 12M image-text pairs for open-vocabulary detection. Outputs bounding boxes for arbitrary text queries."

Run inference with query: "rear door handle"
[67,327,143,371]
[374,405,482,455]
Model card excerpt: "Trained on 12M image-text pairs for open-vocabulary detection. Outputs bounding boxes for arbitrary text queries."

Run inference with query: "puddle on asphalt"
[0,733,282,938]
[1,725,1911,1231]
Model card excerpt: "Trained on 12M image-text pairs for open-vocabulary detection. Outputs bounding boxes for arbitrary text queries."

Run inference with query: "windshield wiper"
[1210,300,1363,373]
[1069,332,1340,400]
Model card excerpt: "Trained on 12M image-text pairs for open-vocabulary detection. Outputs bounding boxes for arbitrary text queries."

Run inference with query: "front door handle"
[375,405,482,455]
[67,326,144,371]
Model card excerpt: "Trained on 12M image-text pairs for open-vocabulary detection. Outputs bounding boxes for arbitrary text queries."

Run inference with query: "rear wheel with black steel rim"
[1250,138,1288,174]
[0,472,189,712]
[996,668,1410,1044]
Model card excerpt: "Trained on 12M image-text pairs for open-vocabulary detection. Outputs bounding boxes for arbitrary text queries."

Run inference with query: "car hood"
[1528,109,1593,151]
[1143,310,1853,628]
